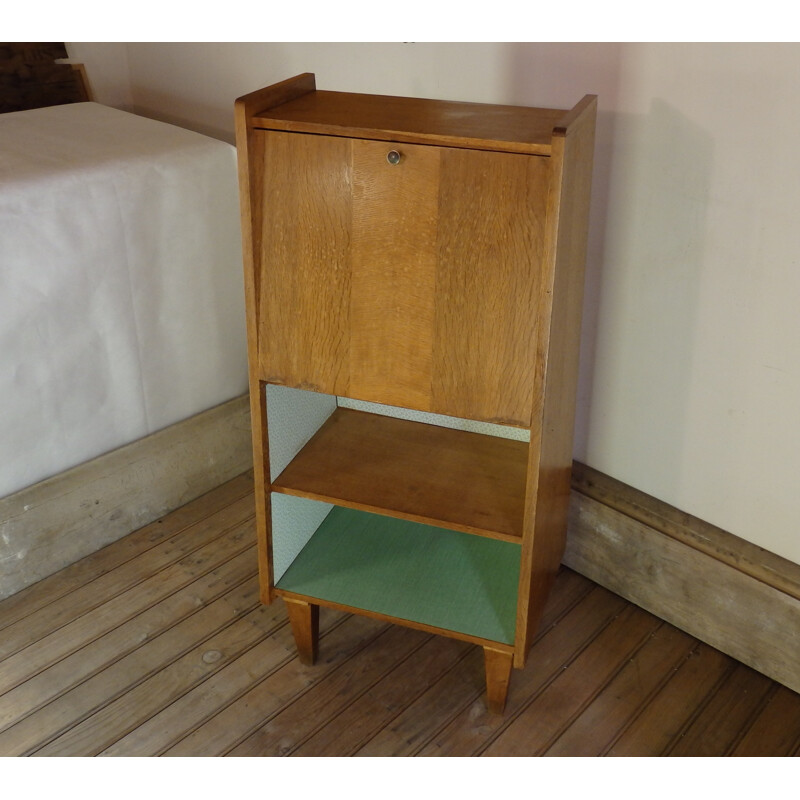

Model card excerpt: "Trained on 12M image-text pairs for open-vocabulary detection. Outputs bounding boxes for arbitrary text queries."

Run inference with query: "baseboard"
[566,462,800,694]
[0,394,253,600]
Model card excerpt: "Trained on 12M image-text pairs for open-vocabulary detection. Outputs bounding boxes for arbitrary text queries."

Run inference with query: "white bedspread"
[0,102,247,498]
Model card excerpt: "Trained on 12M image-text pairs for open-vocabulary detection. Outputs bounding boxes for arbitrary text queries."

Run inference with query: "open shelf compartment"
[272,406,529,543]
[275,505,521,645]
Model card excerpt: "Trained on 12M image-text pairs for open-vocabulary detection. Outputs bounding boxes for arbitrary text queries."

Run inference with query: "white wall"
[68,42,800,565]
[65,42,133,110]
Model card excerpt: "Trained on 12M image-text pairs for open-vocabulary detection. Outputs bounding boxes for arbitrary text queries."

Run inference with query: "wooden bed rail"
[0,42,91,113]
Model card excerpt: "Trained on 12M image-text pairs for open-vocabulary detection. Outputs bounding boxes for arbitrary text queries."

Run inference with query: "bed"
[0,98,248,501]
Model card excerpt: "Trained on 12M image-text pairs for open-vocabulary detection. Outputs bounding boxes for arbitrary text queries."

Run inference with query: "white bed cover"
[0,102,247,498]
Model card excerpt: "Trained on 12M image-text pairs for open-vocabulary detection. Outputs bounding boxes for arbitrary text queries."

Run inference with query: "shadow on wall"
[503,42,625,463]
[598,99,713,499]
[503,44,713,501]
[129,91,238,145]
[126,42,292,144]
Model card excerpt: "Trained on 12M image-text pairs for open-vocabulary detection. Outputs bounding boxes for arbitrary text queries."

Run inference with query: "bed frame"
[0,42,91,113]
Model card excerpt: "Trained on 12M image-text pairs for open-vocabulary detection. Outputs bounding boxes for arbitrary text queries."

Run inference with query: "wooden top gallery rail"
[241,72,591,156]
[0,42,91,113]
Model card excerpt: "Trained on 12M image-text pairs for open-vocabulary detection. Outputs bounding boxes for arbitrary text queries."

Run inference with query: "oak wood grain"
[349,140,439,409]
[284,599,319,666]
[276,590,516,654]
[272,407,528,541]
[234,73,317,349]
[256,131,352,394]
[234,75,316,606]
[252,89,567,155]
[431,147,549,426]
[483,648,514,714]
[514,95,597,666]
[253,131,550,426]
[237,77,598,706]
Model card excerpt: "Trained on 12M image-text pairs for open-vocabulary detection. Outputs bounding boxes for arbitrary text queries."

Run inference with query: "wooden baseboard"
[566,462,800,694]
[0,395,253,600]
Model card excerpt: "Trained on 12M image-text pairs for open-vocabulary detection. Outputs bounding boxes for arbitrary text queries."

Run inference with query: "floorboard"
[1,471,799,757]
[0,473,254,632]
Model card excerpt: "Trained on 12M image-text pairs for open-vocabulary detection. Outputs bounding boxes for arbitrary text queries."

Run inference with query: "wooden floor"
[2,472,800,757]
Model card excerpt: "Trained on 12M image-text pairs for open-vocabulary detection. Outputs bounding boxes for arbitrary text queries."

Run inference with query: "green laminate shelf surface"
[275,505,520,645]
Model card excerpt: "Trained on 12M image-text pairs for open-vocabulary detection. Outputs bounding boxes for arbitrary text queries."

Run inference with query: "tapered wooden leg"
[285,599,320,665]
[484,647,514,714]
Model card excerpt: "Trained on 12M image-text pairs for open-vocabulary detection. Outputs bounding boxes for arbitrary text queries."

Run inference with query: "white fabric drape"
[0,102,247,498]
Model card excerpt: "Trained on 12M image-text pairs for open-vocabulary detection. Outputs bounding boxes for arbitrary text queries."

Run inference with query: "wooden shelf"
[252,89,567,156]
[272,407,528,543]
[275,506,520,645]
